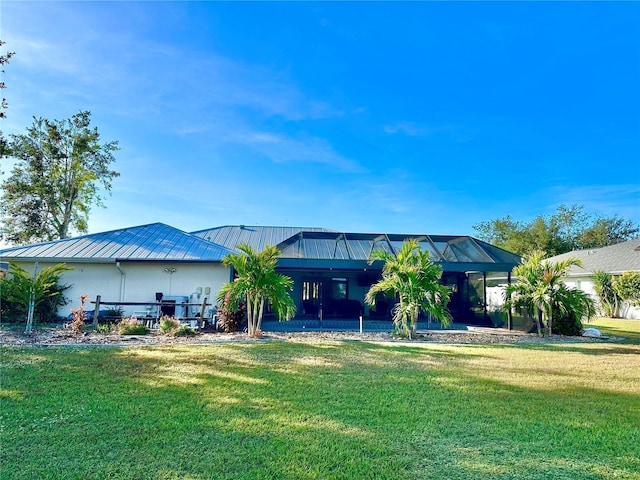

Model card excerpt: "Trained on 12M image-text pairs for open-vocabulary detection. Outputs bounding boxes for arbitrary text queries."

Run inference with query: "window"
[331,278,348,300]
[303,281,321,302]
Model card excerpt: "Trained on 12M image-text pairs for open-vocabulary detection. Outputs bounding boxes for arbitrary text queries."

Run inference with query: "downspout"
[116,262,126,302]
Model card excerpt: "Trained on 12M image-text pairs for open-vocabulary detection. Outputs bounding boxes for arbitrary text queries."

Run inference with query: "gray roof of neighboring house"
[0,223,233,263]
[546,238,640,276]
[191,225,334,252]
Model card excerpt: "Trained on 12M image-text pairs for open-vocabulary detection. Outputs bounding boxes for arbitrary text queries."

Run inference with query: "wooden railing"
[89,295,214,329]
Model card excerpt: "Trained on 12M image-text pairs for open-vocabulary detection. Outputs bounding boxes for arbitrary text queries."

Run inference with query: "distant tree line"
[473,204,639,257]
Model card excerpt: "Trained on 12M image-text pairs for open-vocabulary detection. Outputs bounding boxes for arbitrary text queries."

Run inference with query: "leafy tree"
[0,263,72,333]
[579,217,640,250]
[1,111,119,245]
[365,239,451,339]
[504,252,595,336]
[592,270,621,318]
[218,243,296,337]
[474,204,639,256]
[613,271,640,307]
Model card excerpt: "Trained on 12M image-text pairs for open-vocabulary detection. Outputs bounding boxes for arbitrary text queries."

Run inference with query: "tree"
[504,252,595,336]
[365,239,451,339]
[218,243,296,337]
[474,204,639,256]
[1,111,119,245]
[592,270,621,318]
[613,271,640,307]
[0,40,15,158]
[0,263,72,333]
[578,217,640,249]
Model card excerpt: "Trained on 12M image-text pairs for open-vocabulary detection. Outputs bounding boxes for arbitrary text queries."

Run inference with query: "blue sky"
[2,1,639,242]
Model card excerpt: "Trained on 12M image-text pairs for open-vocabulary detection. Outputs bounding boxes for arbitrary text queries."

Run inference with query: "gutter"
[115,262,126,302]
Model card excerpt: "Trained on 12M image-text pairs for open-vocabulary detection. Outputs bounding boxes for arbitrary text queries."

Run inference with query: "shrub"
[96,322,117,334]
[159,315,180,333]
[69,294,88,334]
[614,271,640,307]
[551,303,583,336]
[117,317,148,335]
[216,292,246,333]
[102,306,124,323]
[0,263,71,325]
[158,315,197,336]
[173,325,197,337]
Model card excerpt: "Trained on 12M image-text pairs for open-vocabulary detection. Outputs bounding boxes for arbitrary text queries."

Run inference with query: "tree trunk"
[246,293,254,336]
[255,297,265,336]
[536,309,543,337]
[251,296,261,336]
[58,187,77,239]
[410,307,419,339]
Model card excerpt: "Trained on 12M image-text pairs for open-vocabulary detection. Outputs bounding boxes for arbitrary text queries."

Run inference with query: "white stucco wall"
[11,261,231,318]
[565,276,640,320]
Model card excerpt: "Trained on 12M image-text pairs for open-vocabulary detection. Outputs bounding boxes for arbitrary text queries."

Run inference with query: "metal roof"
[0,223,522,272]
[191,225,334,252]
[275,231,520,265]
[0,223,233,263]
[546,238,640,276]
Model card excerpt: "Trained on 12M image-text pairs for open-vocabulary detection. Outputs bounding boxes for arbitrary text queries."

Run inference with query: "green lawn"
[2,329,639,479]
[589,317,640,342]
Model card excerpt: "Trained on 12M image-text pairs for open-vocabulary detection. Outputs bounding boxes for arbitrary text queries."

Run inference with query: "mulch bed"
[0,324,614,347]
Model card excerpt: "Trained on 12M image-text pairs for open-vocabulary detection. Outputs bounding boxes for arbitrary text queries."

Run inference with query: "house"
[0,223,522,328]
[545,238,640,319]
[0,223,233,320]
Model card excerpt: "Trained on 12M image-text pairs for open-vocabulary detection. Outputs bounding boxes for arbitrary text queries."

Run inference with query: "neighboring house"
[1,223,522,328]
[546,238,640,319]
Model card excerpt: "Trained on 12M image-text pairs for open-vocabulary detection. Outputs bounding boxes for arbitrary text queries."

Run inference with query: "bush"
[117,317,148,335]
[159,315,197,336]
[0,263,71,324]
[614,271,640,307]
[216,292,246,333]
[173,325,197,337]
[69,294,88,334]
[96,322,117,334]
[102,306,124,323]
[159,315,180,333]
[551,304,583,336]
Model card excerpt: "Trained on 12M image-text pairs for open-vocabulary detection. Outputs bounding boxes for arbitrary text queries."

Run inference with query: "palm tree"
[218,243,296,337]
[0,262,71,333]
[365,239,451,339]
[505,251,595,336]
[592,270,620,318]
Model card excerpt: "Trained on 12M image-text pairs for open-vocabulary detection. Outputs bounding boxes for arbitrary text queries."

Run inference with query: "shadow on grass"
[509,342,640,356]
[2,341,639,480]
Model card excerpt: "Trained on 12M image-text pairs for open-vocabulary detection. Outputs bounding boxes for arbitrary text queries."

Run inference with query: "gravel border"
[0,325,615,347]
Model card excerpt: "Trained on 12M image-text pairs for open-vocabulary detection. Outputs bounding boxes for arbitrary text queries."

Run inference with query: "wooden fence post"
[93,295,101,329]
[200,297,208,327]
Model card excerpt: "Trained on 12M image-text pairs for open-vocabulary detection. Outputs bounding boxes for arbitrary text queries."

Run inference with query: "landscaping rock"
[0,324,617,346]
[583,327,602,337]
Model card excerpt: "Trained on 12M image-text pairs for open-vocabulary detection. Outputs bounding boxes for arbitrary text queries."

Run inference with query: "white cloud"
[384,122,425,136]
[384,121,474,143]
[239,130,364,173]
